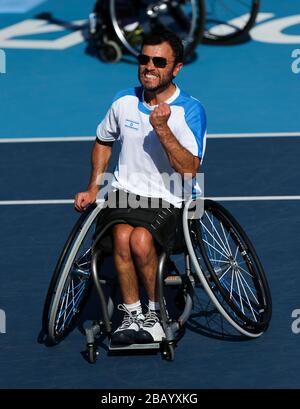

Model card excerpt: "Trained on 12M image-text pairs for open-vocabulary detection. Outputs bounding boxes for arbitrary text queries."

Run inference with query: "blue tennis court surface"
[0,1,46,14]
[1,0,300,389]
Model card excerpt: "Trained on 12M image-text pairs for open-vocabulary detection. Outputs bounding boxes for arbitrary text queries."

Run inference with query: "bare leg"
[113,224,139,304]
[129,227,158,302]
[129,227,165,343]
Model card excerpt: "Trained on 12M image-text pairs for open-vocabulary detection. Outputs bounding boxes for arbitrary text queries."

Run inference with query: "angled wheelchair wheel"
[42,203,104,345]
[183,199,272,337]
[203,0,259,44]
[109,0,205,61]
[98,39,123,63]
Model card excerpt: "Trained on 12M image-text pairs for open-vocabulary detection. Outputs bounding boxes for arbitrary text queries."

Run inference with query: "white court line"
[0,136,95,143]
[1,196,300,205]
[208,196,300,201]
[0,200,74,205]
[208,132,300,139]
[0,132,300,143]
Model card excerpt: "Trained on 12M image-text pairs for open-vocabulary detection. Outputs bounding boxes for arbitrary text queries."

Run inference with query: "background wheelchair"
[87,0,260,63]
[42,197,272,362]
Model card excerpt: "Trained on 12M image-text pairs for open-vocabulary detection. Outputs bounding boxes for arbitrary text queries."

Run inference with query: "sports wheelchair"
[87,0,260,63]
[87,0,205,63]
[42,197,272,362]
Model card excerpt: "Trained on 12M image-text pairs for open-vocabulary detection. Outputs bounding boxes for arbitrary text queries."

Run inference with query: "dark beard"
[138,69,174,94]
[143,79,172,94]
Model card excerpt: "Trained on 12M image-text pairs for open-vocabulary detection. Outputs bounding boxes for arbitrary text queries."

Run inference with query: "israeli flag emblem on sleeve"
[125,119,139,130]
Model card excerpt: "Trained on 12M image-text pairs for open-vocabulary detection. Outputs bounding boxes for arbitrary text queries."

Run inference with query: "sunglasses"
[137,53,174,68]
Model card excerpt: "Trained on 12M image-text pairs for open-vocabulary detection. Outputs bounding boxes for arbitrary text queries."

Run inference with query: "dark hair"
[141,30,184,64]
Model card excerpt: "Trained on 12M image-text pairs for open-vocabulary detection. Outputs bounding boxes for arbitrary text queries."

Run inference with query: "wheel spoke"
[233,269,244,314]
[62,281,71,331]
[59,281,86,316]
[235,270,258,321]
[236,268,259,304]
[220,219,233,257]
[56,282,87,333]
[218,265,232,282]
[202,211,231,257]
[77,248,91,263]
[222,275,258,319]
[76,260,91,268]
[236,263,254,278]
[230,266,235,300]
[71,278,75,320]
[201,228,214,260]
[202,238,230,260]
[73,267,91,277]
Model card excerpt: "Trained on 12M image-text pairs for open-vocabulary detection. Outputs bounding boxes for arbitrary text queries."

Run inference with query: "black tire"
[109,0,205,62]
[185,199,272,337]
[87,343,98,363]
[203,0,259,44]
[161,341,175,361]
[98,39,122,63]
[42,204,103,344]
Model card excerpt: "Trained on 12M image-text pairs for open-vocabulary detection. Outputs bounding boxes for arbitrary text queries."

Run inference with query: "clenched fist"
[149,102,171,130]
[74,190,97,212]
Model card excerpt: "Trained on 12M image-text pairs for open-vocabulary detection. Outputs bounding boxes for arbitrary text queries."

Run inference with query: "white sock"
[148,300,160,311]
[124,301,142,315]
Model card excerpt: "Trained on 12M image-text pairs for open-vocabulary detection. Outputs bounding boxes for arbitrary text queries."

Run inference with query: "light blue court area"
[0,0,46,14]
[0,48,5,73]
[0,0,299,138]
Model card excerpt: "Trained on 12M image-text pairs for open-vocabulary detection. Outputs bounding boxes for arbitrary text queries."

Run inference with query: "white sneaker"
[111,304,144,345]
[136,310,165,343]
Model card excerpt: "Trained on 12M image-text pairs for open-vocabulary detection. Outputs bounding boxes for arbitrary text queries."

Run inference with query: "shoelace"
[143,310,160,328]
[117,304,136,328]
[117,304,143,328]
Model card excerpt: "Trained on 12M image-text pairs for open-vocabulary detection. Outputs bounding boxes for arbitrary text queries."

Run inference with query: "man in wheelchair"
[74,30,207,346]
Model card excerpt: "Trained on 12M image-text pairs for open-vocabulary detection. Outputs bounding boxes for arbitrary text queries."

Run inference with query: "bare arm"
[87,139,113,192]
[150,103,200,177]
[74,139,113,211]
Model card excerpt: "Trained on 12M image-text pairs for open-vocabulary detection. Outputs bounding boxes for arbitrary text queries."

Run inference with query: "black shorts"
[94,190,182,254]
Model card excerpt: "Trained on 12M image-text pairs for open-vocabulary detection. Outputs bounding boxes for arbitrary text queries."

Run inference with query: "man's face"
[138,42,182,93]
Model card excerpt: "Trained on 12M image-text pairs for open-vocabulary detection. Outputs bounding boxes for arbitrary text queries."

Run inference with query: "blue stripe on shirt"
[171,91,207,158]
[113,86,151,115]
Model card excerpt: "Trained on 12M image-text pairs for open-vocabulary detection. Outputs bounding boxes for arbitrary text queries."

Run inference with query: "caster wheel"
[161,342,175,361]
[98,40,122,63]
[87,343,98,364]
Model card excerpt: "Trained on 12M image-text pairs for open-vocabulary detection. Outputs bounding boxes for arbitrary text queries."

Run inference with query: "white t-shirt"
[96,85,207,207]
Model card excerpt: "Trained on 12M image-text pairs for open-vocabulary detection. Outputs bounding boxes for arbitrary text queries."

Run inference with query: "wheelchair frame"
[43,198,272,362]
[88,0,205,63]
[87,0,260,63]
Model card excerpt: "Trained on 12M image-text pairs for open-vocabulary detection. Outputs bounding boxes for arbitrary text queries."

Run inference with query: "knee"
[113,224,133,259]
[130,227,154,260]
